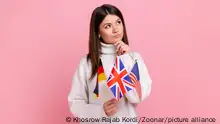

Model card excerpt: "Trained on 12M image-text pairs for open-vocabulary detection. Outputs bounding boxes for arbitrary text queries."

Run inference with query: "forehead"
[101,14,121,24]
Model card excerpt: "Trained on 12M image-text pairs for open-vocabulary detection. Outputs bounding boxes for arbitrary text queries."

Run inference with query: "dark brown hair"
[87,4,129,80]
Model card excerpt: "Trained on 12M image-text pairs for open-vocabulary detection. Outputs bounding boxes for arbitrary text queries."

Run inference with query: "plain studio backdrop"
[0,0,220,124]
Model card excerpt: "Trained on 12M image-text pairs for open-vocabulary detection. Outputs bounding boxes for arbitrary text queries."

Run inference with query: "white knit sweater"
[68,42,152,124]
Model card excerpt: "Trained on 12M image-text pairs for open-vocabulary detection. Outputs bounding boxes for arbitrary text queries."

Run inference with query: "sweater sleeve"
[125,52,152,104]
[68,57,107,118]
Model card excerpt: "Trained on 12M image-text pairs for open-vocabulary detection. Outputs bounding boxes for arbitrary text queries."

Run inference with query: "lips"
[114,34,122,38]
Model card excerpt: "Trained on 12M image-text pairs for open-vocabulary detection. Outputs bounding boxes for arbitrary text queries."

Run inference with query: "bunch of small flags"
[93,56,141,101]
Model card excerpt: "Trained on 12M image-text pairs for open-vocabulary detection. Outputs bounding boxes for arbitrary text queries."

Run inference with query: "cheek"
[119,25,124,33]
[101,30,112,39]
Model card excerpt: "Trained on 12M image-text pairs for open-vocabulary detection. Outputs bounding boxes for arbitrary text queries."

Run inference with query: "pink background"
[1,0,220,124]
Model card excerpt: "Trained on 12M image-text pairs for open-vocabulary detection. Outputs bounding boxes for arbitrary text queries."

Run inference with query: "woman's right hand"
[103,98,117,117]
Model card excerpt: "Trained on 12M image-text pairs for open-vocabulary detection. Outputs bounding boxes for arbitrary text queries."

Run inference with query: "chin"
[114,38,123,43]
[104,38,122,44]
[106,40,117,44]
[112,41,118,44]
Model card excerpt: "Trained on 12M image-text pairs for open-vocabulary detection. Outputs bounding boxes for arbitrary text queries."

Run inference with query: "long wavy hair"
[87,4,129,80]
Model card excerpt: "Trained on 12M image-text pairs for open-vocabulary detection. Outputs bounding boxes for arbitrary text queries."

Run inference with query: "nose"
[112,26,119,33]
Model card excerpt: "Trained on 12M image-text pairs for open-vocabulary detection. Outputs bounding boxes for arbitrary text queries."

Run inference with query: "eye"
[117,20,122,24]
[104,24,111,29]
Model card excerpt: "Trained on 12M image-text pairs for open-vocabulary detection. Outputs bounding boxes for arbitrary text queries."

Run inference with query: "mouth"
[114,34,122,38]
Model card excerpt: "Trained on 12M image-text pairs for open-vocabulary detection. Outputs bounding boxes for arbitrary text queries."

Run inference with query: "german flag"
[93,59,107,98]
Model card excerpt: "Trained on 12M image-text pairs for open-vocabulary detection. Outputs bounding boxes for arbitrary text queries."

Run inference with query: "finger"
[106,102,113,106]
[120,45,130,55]
[114,41,121,50]
[114,40,122,46]
[107,109,117,116]
[117,51,121,56]
[118,45,126,55]
[119,45,126,55]
[107,99,117,106]
[109,98,118,103]
[106,107,116,114]
[116,42,123,52]
[114,41,119,46]
[107,103,117,110]
[115,41,124,50]
[119,45,124,52]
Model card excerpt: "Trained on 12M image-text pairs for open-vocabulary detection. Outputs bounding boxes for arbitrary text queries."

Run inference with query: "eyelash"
[105,25,111,29]
[104,20,122,29]
[117,20,121,24]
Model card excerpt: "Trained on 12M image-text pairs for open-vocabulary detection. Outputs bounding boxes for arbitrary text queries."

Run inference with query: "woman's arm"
[68,57,106,118]
[125,52,152,104]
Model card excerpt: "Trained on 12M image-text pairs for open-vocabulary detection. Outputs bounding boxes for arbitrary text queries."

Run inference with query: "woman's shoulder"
[78,54,91,66]
[78,55,87,63]
[127,51,143,60]
[129,51,141,56]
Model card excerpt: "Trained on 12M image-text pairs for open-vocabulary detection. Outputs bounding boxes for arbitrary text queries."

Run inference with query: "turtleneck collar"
[100,42,117,54]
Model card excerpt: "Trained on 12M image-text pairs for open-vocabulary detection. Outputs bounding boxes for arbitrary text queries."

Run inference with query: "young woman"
[68,4,152,124]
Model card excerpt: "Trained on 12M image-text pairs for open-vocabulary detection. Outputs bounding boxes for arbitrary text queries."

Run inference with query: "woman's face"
[99,14,124,44]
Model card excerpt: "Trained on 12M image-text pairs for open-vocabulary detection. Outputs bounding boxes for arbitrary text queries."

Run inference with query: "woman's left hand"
[114,41,130,56]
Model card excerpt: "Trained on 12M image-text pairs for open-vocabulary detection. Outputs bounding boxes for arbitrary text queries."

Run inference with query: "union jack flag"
[107,57,135,101]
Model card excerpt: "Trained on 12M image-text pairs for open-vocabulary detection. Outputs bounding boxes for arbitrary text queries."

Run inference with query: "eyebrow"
[103,18,121,27]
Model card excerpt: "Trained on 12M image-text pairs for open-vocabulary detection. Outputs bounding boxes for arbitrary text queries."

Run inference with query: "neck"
[100,42,117,54]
